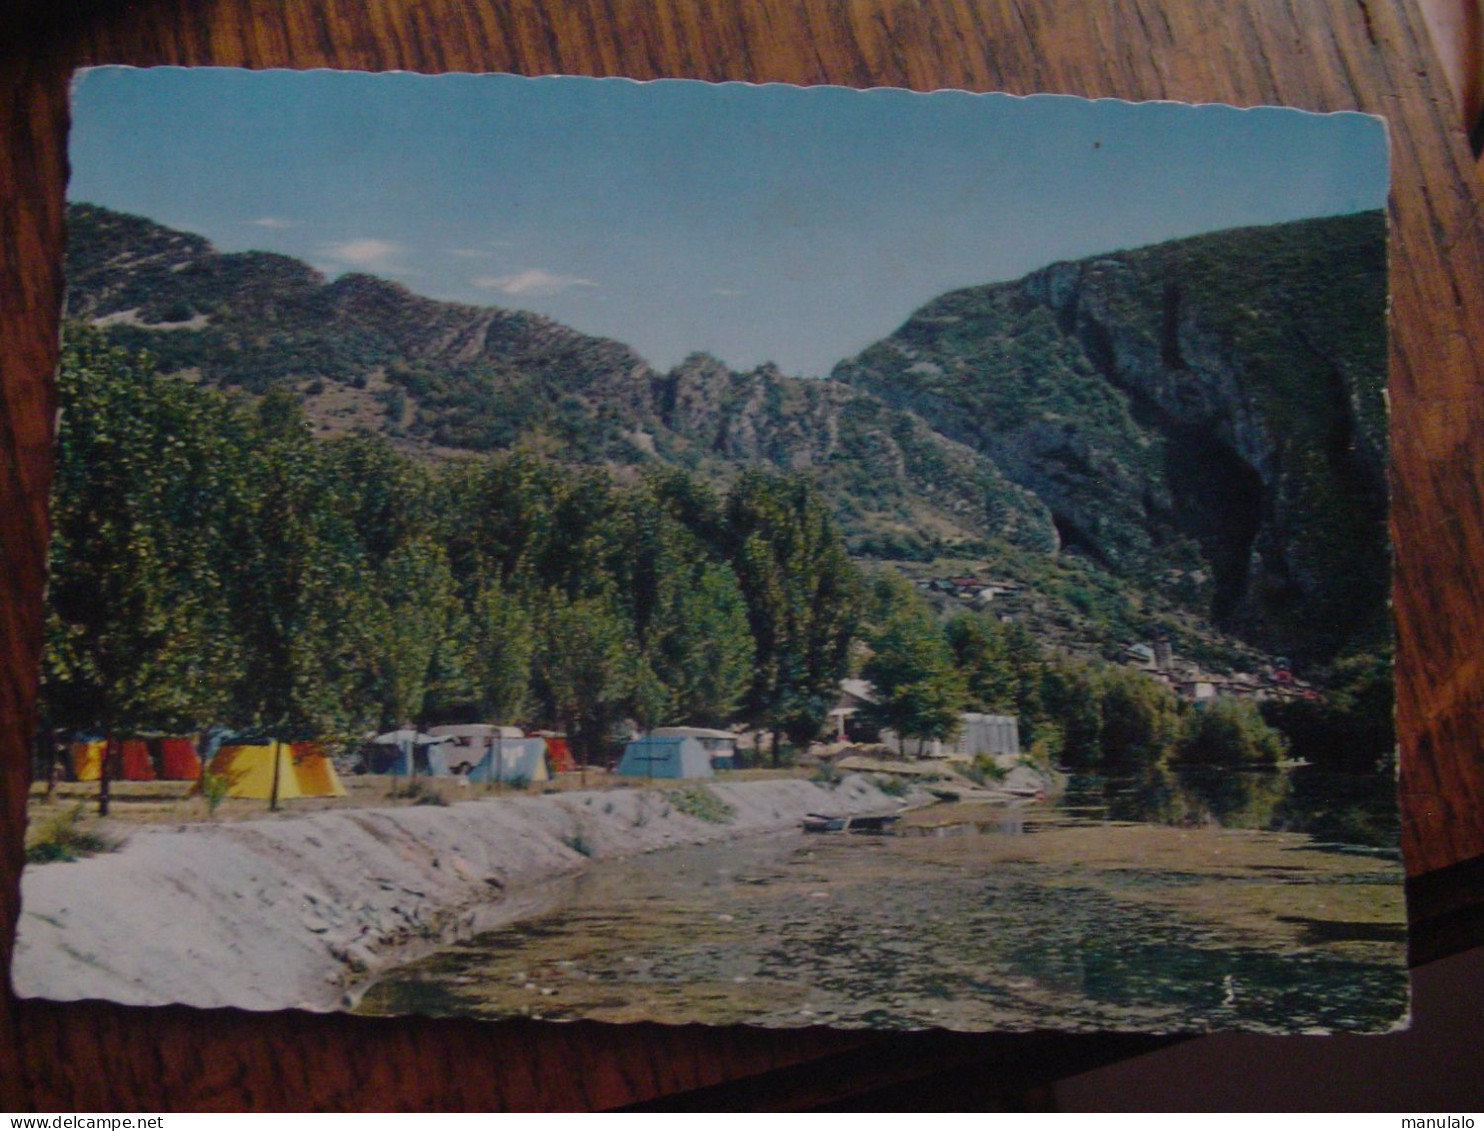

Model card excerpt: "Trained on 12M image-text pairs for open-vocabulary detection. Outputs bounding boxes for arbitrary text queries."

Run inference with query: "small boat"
[802,812,902,834]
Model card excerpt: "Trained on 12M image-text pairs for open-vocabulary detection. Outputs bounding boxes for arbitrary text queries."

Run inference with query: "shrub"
[873,774,909,797]
[562,828,595,857]
[962,755,1008,786]
[811,762,843,787]
[200,768,231,817]
[1174,699,1288,766]
[26,805,122,865]
[666,785,736,824]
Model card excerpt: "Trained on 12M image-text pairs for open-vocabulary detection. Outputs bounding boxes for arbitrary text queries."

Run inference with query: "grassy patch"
[388,779,448,806]
[26,805,123,865]
[811,762,843,787]
[872,774,909,798]
[666,785,736,824]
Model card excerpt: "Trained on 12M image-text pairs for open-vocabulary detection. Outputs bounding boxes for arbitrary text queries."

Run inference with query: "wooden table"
[4,0,1483,1110]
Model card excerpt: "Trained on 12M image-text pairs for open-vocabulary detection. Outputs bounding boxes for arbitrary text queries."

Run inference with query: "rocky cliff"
[833,212,1389,662]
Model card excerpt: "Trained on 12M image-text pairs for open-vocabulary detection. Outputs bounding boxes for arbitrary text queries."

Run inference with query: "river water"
[355,770,1408,1033]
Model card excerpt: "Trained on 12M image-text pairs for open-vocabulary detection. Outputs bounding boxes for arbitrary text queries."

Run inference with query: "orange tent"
[69,738,156,781]
[541,733,577,773]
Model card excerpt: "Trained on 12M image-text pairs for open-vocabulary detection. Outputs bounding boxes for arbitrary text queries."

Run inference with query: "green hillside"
[64,203,1389,671]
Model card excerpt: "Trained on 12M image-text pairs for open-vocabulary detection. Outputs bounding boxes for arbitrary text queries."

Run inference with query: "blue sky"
[70,68,1388,376]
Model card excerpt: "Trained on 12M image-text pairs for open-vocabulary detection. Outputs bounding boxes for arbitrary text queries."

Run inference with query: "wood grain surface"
[4,0,1483,1111]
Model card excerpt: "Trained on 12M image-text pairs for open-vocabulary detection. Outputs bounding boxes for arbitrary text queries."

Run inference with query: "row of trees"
[858,573,1299,770]
[42,329,860,767]
[43,329,1391,780]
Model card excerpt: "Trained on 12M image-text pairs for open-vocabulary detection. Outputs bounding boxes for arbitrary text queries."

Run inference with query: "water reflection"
[1061,767,1398,851]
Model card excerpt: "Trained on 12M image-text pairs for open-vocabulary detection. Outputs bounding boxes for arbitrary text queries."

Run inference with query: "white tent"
[366,730,453,775]
[427,724,525,774]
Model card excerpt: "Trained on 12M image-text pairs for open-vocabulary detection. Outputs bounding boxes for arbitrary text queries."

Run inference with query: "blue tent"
[466,737,550,784]
[364,731,452,776]
[614,735,713,779]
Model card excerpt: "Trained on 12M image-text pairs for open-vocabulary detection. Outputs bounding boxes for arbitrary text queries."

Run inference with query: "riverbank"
[14,776,913,1011]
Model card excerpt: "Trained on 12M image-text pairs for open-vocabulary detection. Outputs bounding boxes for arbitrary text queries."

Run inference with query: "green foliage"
[200,769,231,817]
[1174,698,1288,766]
[811,762,843,787]
[665,785,736,824]
[41,329,873,757]
[1037,660,1181,770]
[872,773,909,797]
[1260,651,1394,772]
[963,755,1009,786]
[860,573,965,753]
[530,591,634,767]
[26,805,122,865]
[945,613,1017,714]
[724,471,863,751]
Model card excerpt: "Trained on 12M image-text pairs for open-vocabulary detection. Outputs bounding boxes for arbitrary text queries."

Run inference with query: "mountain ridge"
[64,202,1389,668]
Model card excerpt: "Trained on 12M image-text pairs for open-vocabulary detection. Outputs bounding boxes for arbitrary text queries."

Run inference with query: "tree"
[648,560,754,726]
[531,590,634,772]
[226,393,378,807]
[614,483,754,726]
[860,574,966,755]
[42,329,245,812]
[466,583,534,725]
[724,472,862,758]
[367,535,458,732]
[1095,666,1181,768]
[1039,663,1103,768]
[946,613,1017,714]
[1174,698,1288,766]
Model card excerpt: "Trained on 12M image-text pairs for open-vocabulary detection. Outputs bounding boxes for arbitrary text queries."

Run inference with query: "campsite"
[17,70,1406,1033]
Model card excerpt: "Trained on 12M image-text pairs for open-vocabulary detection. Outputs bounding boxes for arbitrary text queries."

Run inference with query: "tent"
[120,739,155,780]
[535,732,577,773]
[465,737,550,784]
[615,735,713,779]
[69,739,102,782]
[364,730,452,776]
[427,724,524,774]
[69,738,156,782]
[158,737,202,780]
[207,741,347,800]
[651,726,738,770]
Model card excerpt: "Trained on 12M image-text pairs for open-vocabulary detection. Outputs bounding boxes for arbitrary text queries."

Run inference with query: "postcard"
[14,67,1404,1032]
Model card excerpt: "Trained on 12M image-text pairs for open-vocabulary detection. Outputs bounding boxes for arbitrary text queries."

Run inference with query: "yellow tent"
[208,741,346,800]
[70,740,103,781]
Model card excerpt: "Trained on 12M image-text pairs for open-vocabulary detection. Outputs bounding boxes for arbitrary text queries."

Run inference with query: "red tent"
[158,737,202,780]
[119,738,156,781]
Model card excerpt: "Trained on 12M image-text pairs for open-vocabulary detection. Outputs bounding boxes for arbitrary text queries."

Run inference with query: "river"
[355,769,1408,1032]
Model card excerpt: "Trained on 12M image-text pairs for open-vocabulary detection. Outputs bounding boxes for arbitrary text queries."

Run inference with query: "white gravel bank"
[13,776,901,1012]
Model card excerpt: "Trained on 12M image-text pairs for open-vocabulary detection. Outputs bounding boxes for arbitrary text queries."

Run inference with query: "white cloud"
[471,268,598,297]
[446,240,514,258]
[321,238,401,269]
[248,216,294,230]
